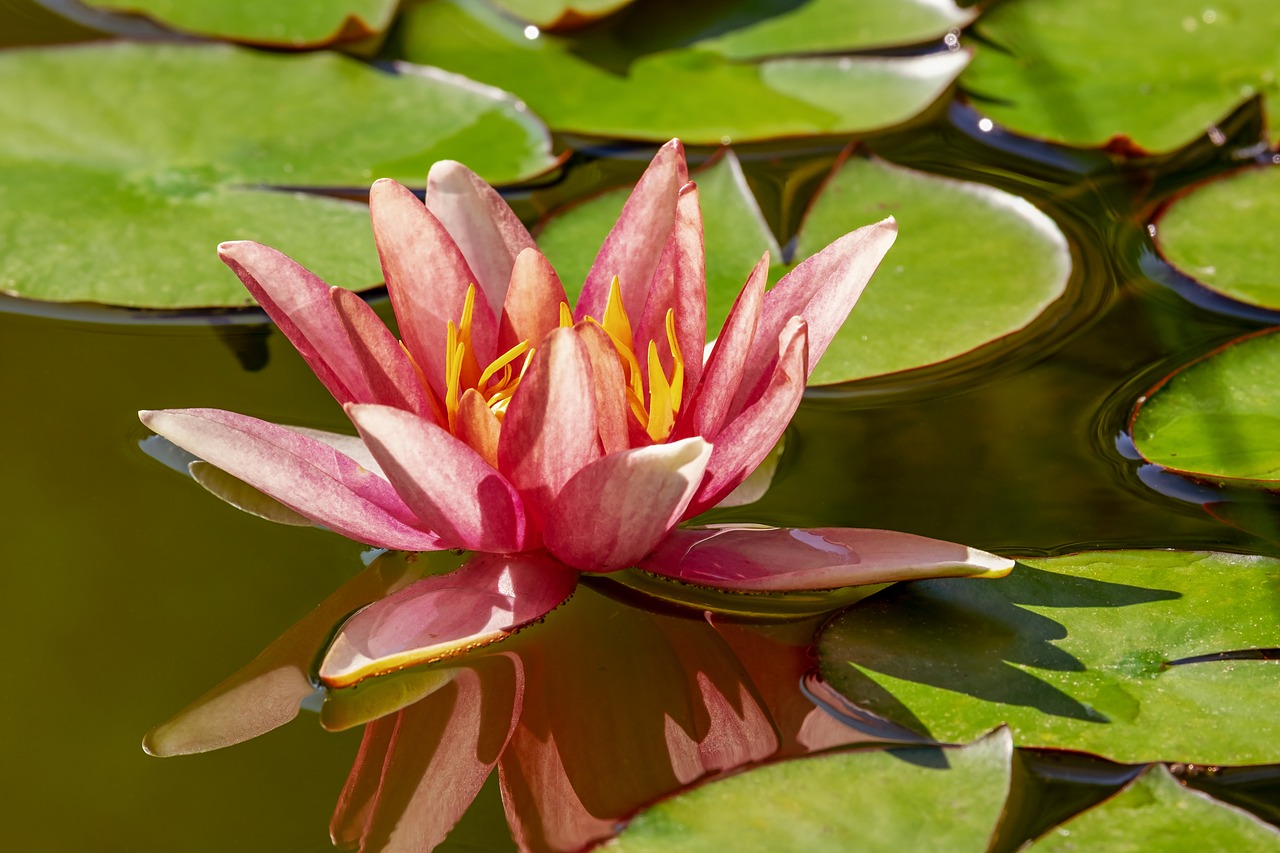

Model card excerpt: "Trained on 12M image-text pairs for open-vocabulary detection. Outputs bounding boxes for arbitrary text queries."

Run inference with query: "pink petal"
[139,408,441,551]
[640,526,1015,591]
[369,179,498,395]
[687,317,807,516]
[678,253,767,441]
[331,659,522,851]
[543,437,712,571]
[426,160,536,316]
[575,140,684,324]
[576,321,630,456]
[497,327,601,525]
[347,404,527,553]
[731,218,896,418]
[499,248,570,352]
[144,555,420,757]
[454,387,502,469]
[217,241,369,405]
[319,552,577,689]
[330,286,439,420]
[635,182,706,406]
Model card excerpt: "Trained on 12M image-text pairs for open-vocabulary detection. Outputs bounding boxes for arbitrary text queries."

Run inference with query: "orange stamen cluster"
[443,284,534,430]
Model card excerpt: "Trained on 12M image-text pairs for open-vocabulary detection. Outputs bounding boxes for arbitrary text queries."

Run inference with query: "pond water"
[3,1,1279,851]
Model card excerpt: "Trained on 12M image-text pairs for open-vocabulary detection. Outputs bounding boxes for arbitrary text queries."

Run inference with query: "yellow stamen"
[478,340,531,394]
[601,276,634,353]
[664,308,684,408]
[646,340,674,441]
[559,302,574,328]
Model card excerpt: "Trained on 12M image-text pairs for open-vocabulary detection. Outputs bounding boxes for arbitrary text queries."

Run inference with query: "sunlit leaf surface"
[1025,766,1280,851]
[78,0,398,46]
[1132,329,1280,486]
[819,551,1280,764]
[611,729,1012,852]
[490,0,636,29]
[0,43,554,308]
[1156,166,1280,311]
[538,152,1070,384]
[397,0,971,143]
[963,0,1280,152]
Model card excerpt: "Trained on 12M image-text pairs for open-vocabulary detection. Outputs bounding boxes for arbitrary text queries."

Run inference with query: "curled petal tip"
[968,548,1016,577]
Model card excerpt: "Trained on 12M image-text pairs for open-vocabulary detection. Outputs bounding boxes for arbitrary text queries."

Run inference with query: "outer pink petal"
[330,286,439,420]
[217,241,369,405]
[636,182,706,406]
[497,327,601,526]
[139,408,442,551]
[332,659,522,852]
[369,179,498,394]
[575,139,684,324]
[686,317,807,516]
[319,552,577,689]
[347,404,527,553]
[427,160,536,316]
[731,219,896,419]
[678,253,767,441]
[640,526,1015,591]
[499,248,570,352]
[543,437,712,571]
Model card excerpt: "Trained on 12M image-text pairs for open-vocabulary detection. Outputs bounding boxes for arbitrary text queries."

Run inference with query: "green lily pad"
[1025,765,1280,852]
[397,0,971,144]
[818,551,1280,765]
[611,728,1012,852]
[0,43,555,308]
[537,152,1070,384]
[1156,166,1280,312]
[490,0,636,29]
[1131,329,1280,486]
[962,0,1280,153]
[80,0,398,46]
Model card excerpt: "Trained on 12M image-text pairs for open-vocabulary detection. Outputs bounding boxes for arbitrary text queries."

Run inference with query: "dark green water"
[4,2,1280,850]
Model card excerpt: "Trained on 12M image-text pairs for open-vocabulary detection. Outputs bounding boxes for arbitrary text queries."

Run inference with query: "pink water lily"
[141,140,1013,688]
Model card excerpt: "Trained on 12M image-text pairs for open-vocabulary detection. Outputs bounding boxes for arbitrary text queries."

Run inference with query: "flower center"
[444,283,534,431]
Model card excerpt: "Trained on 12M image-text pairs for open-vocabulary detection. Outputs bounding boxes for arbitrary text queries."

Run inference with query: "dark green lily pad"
[1026,765,1280,851]
[613,729,1012,852]
[1156,167,1280,311]
[537,152,1070,384]
[397,0,971,144]
[0,43,554,308]
[963,0,1280,152]
[80,0,397,46]
[1131,329,1280,487]
[819,551,1280,765]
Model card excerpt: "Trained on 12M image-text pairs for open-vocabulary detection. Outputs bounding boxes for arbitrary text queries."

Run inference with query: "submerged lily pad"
[397,0,971,143]
[538,152,1070,384]
[1131,329,1280,487]
[963,0,1280,152]
[0,43,554,308]
[1025,765,1280,851]
[819,551,1280,765]
[78,0,398,46]
[1156,167,1280,312]
[612,729,1012,851]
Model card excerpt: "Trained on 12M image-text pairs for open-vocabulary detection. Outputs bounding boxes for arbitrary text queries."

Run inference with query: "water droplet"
[523,25,540,39]
[977,118,994,132]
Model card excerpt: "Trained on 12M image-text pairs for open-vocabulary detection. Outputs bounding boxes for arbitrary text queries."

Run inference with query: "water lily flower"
[140,139,1012,688]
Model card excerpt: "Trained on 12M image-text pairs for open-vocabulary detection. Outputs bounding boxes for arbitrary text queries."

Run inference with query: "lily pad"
[0,43,555,308]
[1131,329,1280,486]
[537,152,1070,384]
[397,0,971,143]
[962,0,1280,152]
[611,728,1012,852]
[1025,765,1280,851]
[1156,166,1280,312]
[490,0,636,30]
[77,0,398,46]
[818,551,1280,765]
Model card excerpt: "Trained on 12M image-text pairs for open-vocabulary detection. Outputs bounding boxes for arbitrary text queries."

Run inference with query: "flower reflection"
[152,550,909,851]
